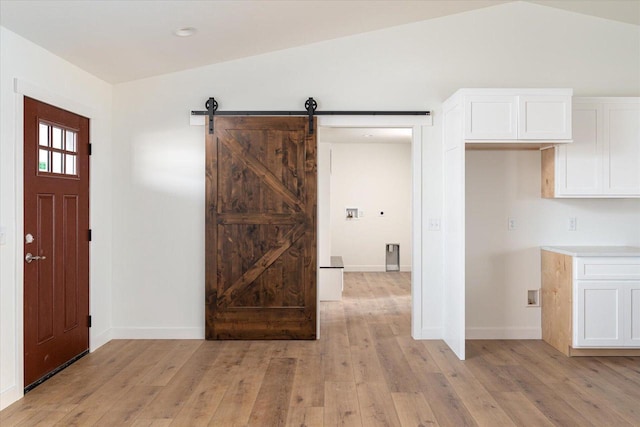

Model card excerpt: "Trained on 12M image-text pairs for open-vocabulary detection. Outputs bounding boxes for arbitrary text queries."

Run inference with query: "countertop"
[541,246,640,257]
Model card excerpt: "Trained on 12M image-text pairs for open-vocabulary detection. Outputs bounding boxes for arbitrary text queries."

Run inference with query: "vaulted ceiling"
[1,0,638,83]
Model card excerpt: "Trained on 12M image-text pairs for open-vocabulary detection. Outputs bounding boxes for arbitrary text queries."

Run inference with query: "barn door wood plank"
[205,116,316,340]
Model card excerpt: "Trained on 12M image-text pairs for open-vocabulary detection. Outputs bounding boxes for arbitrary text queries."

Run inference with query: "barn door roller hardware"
[191,97,431,135]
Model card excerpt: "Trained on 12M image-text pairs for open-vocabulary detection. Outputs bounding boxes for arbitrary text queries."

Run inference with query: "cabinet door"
[555,103,603,196]
[603,102,640,196]
[575,282,625,347]
[519,95,572,140]
[627,284,640,346]
[464,96,517,140]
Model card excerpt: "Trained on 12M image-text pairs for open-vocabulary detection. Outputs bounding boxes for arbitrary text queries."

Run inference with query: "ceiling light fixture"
[174,27,197,37]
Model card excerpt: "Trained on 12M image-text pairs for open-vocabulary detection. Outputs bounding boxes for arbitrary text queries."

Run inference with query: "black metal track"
[191,97,430,135]
[191,110,430,116]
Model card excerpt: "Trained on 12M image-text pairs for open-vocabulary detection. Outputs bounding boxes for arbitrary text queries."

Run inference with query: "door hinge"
[88,315,92,327]
[88,229,92,241]
[88,143,92,156]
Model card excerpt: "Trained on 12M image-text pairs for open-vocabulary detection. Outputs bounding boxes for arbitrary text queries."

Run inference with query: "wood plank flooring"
[2,272,640,426]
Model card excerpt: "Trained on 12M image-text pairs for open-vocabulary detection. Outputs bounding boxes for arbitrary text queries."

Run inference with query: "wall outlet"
[568,217,577,231]
[508,217,517,231]
[527,289,540,307]
[0,226,6,246]
[428,218,441,231]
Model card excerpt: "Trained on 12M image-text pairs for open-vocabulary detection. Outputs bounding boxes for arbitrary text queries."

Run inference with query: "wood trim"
[204,117,218,339]
[541,147,556,198]
[219,128,304,212]
[215,213,305,225]
[541,250,572,356]
[216,222,307,308]
[568,347,640,357]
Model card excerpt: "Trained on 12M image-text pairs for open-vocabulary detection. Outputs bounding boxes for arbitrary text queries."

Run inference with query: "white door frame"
[317,115,432,339]
[6,78,98,405]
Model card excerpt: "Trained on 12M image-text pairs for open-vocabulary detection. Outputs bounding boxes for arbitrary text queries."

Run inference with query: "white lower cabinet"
[575,281,626,347]
[574,261,640,348]
[542,248,640,356]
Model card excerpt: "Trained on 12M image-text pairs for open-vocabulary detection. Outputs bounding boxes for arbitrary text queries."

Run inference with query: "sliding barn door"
[205,117,317,339]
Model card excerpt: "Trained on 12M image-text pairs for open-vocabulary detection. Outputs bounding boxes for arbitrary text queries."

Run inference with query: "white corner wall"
[0,26,113,409]
[466,151,640,338]
[109,1,640,344]
[328,142,412,271]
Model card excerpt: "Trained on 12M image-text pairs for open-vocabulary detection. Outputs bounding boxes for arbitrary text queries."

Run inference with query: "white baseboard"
[344,265,412,272]
[412,327,442,340]
[0,385,22,411]
[466,327,542,340]
[90,328,113,352]
[110,327,205,340]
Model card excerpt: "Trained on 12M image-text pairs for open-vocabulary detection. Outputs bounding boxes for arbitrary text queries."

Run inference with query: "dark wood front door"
[23,97,90,388]
[205,117,317,339]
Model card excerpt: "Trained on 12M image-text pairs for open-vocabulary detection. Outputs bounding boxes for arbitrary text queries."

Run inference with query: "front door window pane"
[65,130,76,152]
[39,123,49,146]
[39,149,49,172]
[52,127,62,149]
[65,154,76,175]
[52,152,62,174]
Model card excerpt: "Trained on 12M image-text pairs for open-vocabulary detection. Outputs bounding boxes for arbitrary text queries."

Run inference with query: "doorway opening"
[316,117,427,339]
[318,126,412,273]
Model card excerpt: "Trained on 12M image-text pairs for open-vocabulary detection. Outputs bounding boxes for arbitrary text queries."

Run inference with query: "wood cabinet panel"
[541,250,572,356]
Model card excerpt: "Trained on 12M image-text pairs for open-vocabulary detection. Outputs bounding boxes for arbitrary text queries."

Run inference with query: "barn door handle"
[25,253,46,263]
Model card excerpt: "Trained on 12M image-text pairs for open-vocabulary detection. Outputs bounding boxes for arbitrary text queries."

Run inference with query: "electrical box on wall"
[386,244,400,271]
[527,289,540,307]
[346,208,359,220]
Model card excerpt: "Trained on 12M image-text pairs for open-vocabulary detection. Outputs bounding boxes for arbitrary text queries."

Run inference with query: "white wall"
[109,1,640,342]
[466,151,640,338]
[0,0,636,411]
[0,27,113,409]
[328,142,412,271]
[1,2,639,409]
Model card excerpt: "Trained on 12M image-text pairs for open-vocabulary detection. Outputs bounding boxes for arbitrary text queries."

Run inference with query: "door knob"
[25,253,46,263]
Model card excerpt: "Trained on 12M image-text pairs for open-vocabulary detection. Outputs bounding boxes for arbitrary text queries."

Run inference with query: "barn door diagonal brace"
[191,97,431,135]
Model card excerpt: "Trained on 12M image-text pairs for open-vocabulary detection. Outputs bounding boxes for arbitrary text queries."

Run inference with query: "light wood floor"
[2,272,640,426]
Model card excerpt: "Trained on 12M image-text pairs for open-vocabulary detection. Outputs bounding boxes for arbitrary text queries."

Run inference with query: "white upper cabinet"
[519,95,572,140]
[458,89,572,141]
[543,98,640,198]
[554,103,603,195]
[603,102,640,195]
[465,95,518,140]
